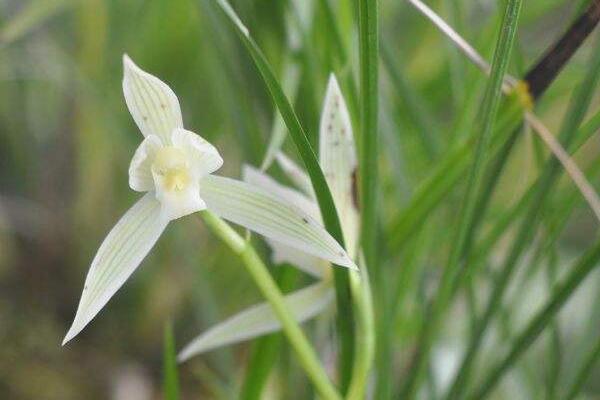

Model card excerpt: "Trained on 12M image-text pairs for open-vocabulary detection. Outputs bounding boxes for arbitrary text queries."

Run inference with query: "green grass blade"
[401,2,523,396]
[447,35,600,400]
[357,0,379,278]
[563,335,600,400]
[468,238,600,400]
[387,97,524,248]
[163,323,181,400]
[214,0,355,386]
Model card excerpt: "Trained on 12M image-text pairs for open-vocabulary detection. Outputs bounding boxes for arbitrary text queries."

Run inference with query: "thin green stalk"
[545,248,561,400]
[163,323,181,400]
[214,0,355,383]
[563,335,600,400]
[468,238,600,400]
[240,267,298,400]
[357,0,379,276]
[347,266,375,400]
[200,211,341,400]
[401,1,523,397]
[447,36,600,400]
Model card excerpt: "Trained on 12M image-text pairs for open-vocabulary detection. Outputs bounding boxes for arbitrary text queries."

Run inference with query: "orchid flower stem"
[199,211,342,400]
[347,264,375,400]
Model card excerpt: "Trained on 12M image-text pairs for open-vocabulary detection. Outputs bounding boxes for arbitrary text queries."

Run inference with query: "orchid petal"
[63,194,168,344]
[266,240,328,278]
[199,175,357,270]
[171,128,223,177]
[178,282,334,360]
[242,166,328,277]
[275,152,315,199]
[319,75,359,256]
[122,55,183,143]
[242,165,319,221]
[129,134,162,192]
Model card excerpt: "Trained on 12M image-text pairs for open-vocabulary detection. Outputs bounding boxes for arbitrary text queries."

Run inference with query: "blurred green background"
[1,0,599,399]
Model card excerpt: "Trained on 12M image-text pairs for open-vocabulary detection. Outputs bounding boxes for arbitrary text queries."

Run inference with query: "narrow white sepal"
[243,165,328,278]
[122,54,183,143]
[62,194,168,345]
[178,282,334,361]
[199,175,357,270]
[319,74,359,257]
[242,165,319,221]
[265,240,328,278]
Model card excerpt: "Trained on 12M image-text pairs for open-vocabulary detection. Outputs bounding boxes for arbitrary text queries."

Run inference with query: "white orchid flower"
[62,57,357,345]
[179,75,359,360]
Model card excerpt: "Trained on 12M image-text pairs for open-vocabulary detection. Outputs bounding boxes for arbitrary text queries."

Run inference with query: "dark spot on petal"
[302,217,310,224]
[351,168,359,209]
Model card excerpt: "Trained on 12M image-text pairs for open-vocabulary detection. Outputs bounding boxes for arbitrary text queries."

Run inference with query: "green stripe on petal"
[122,55,184,143]
[63,193,168,344]
[199,175,357,270]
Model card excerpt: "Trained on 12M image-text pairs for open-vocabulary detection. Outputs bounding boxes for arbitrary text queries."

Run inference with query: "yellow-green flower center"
[153,146,191,192]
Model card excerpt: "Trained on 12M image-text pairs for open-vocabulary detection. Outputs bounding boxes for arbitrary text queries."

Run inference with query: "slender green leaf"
[469,238,600,400]
[402,2,523,396]
[448,34,600,400]
[357,0,379,276]
[563,335,600,400]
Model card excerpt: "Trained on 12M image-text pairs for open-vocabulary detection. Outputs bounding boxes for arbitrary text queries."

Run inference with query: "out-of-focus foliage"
[0,0,599,398]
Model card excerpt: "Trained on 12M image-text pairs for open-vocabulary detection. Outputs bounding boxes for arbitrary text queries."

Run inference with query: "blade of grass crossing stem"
[446,36,600,400]
[469,238,600,400]
[240,267,298,400]
[213,0,355,386]
[401,2,523,398]
[357,0,379,280]
[387,94,524,248]
[467,107,600,278]
[163,324,180,400]
[563,336,600,400]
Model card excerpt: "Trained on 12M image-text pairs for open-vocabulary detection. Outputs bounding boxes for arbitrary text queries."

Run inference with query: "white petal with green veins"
[63,193,168,344]
[243,165,319,221]
[199,175,357,270]
[178,281,334,360]
[122,54,183,142]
